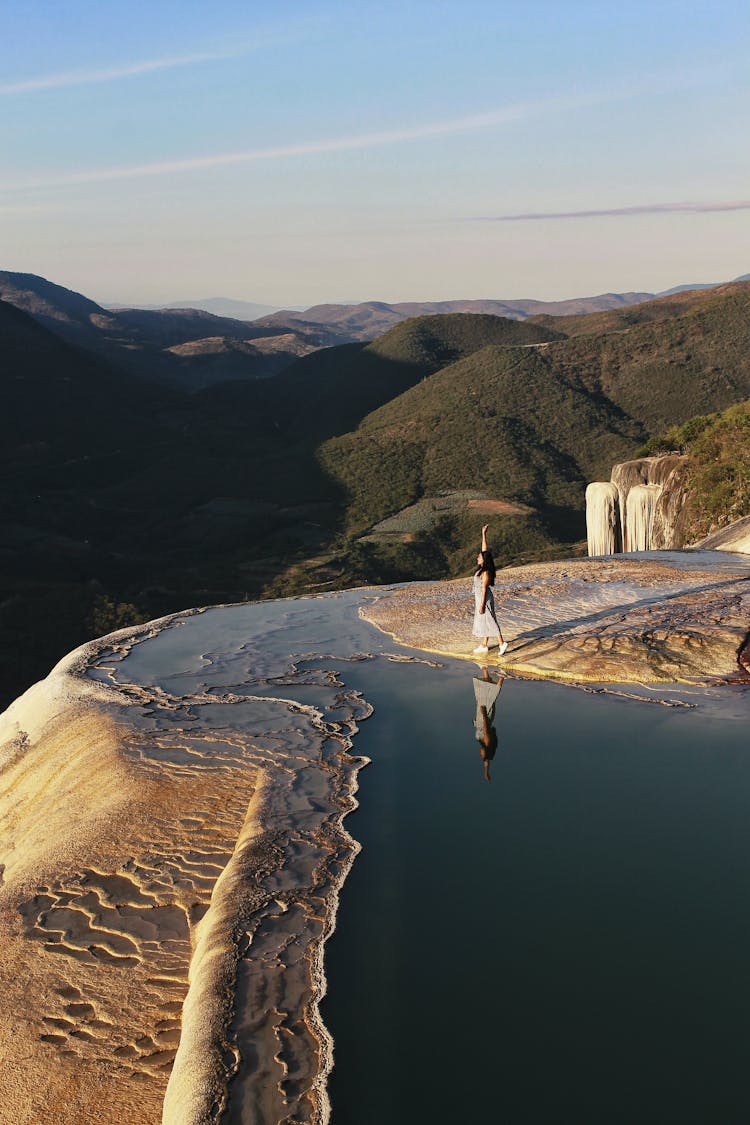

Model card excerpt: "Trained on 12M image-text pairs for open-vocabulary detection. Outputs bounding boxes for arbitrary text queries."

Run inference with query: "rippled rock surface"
[0,592,415,1124]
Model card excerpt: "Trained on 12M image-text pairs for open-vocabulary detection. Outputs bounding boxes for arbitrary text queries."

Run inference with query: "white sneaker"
[498,641,508,656]
[473,645,489,654]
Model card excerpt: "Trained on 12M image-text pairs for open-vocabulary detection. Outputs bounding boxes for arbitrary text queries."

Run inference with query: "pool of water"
[92,590,750,1122]
[323,654,750,1125]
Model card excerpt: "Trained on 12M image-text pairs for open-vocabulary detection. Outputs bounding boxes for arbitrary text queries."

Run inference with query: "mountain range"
[0,271,338,390]
[3,269,748,393]
[247,271,749,343]
[2,270,750,707]
[113,274,750,336]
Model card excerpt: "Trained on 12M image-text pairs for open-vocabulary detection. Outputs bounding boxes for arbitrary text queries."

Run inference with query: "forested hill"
[251,311,564,442]
[314,281,750,579]
[638,398,750,546]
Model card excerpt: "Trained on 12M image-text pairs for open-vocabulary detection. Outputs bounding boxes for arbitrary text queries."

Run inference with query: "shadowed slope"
[0,298,175,460]
[0,272,333,389]
[259,312,564,443]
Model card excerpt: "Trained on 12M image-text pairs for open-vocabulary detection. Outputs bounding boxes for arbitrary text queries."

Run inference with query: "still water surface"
[324,655,750,1125]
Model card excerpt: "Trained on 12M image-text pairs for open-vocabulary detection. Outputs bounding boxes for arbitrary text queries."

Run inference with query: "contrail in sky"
[1,91,628,191]
[2,71,725,195]
[10,107,537,187]
[0,39,283,95]
[470,201,750,221]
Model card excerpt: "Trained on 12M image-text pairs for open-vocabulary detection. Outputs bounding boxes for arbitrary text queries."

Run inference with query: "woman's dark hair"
[475,549,496,585]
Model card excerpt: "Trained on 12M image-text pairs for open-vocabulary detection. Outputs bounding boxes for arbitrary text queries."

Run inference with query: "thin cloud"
[3,91,623,192]
[12,110,534,188]
[471,201,750,221]
[0,31,295,96]
[2,71,722,195]
[1,49,248,95]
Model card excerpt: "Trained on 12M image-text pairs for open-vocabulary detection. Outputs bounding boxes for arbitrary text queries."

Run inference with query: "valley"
[2,272,750,708]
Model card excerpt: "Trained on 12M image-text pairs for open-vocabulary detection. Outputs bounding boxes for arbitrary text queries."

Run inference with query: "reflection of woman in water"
[473,666,503,782]
[472,523,508,656]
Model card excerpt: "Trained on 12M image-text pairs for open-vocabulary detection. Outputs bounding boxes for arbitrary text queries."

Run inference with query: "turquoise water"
[323,655,750,1124]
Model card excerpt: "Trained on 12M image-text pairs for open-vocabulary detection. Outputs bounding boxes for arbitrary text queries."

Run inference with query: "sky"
[2,0,749,307]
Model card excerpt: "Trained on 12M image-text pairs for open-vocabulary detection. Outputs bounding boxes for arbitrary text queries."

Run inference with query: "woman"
[472,524,508,655]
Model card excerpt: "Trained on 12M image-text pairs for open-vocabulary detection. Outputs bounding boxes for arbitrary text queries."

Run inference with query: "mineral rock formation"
[585,482,621,555]
[587,455,687,554]
[0,600,375,1125]
[625,483,662,551]
[2,563,748,1124]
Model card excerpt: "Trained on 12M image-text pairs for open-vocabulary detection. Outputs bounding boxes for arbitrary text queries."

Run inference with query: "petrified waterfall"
[586,482,621,555]
[586,454,687,556]
[625,484,662,551]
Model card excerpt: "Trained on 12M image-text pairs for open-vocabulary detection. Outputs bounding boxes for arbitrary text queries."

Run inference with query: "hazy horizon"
[89,270,740,312]
[3,0,748,305]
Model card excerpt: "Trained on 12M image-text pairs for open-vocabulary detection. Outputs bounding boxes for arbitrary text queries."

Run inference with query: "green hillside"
[531,280,750,339]
[260,312,563,442]
[313,282,750,577]
[361,311,563,365]
[535,284,750,432]
[320,343,643,532]
[639,398,750,543]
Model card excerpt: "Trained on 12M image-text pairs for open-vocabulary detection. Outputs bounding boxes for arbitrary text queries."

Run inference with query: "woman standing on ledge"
[472,524,508,656]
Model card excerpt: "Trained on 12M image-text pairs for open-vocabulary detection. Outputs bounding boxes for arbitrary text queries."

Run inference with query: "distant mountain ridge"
[253,292,656,342]
[106,274,750,326]
[110,297,288,320]
[250,275,748,341]
[0,271,337,389]
[3,269,747,391]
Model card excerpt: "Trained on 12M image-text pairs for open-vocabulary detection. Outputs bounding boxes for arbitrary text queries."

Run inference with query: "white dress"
[473,676,502,740]
[472,572,501,639]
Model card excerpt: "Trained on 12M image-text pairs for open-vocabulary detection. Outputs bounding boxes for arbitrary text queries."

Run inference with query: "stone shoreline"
[361,552,750,684]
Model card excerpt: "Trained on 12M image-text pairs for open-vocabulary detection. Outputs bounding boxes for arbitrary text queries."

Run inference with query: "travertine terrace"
[1,554,749,1123]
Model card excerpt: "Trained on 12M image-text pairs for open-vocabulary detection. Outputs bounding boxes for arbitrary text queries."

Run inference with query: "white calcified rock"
[651,466,688,548]
[587,455,688,555]
[361,552,750,684]
[0,597,379,1125]
[585,482,621,555]
[625,484,662,550]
